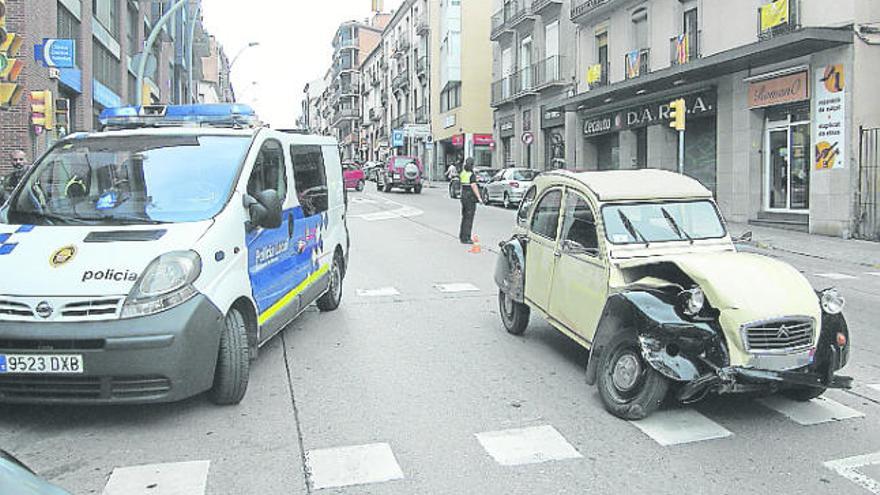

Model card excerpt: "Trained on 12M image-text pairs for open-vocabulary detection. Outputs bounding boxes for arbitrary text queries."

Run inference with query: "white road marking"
[757,396,864,425]
[631,409,733,446]
[868,384,880,394]
[351,197,378,204]
[475,425,582,466]
[102,461,210,495]
[815,273,858,280]
[357,206,424,221]
[434,283,481,293]
[825,451,880,494]
[306,443,404,490]
[868,272,880,277]
[356,287,401,297]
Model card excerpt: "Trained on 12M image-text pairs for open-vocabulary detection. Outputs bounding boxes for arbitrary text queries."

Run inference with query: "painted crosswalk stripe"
[475,425,582,466]
[434,283,480,293]
[816,273,858,280]
[102,461,210,495]
[757,396,864,425]
[869,384,880,393]
[868,272,880,277]
[306,443,404,490]
[356,287,400,297]
[825,451,880,494]
[631,409,733,446]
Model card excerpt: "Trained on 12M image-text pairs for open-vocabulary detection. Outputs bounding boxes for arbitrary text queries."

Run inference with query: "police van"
[0,104,349,405]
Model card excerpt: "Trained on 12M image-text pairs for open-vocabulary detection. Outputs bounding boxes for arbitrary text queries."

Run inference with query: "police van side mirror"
[244,190,283,229]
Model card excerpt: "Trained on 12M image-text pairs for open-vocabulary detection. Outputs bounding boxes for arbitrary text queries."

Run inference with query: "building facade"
[490,0,578,171]
[0,0,214,174]
[193,27,234,104]
[494,0,880,237]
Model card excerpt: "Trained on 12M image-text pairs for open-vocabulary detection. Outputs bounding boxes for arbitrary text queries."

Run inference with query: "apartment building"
[360,45,388,162]
[490,0,578,170]
[193,27,235,104]
[431,0,495,174]
[496,0,879,237]
[0,0,210,171]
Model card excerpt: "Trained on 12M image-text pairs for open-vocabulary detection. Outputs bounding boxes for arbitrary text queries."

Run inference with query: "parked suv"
[378,156,423,193]
[495,169,852,420]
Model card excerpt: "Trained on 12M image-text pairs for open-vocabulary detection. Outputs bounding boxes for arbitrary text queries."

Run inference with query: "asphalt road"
[2,182,879,495]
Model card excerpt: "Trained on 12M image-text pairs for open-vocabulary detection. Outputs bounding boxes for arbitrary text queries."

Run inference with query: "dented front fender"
[494,237,526,303]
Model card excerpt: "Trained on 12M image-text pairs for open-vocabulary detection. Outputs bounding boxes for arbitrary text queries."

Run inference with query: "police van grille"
[0,300,34,318]
[743,317,814,351]
[60,298,122,318]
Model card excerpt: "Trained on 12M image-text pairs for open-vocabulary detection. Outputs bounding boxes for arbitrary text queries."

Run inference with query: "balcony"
[416,56,429,78]
[758,0,800,40]
[392,71,409,92]
[533,56,566,89]
[371,74,381,87]
[624,49,650,80]
[415,106,428,124]
[586,62,609,89]
[333,107,361,124]
[570,0,612,23]
[369,108,382,122]
[336,38,359,51]
[491,0,536,41]
[491,77,513,106]
[393,37,411,57]
[670,31,701,66]
[416,19,429,36]
[532,0,562,15]
[392,113,410,130]
[513,66,536,96]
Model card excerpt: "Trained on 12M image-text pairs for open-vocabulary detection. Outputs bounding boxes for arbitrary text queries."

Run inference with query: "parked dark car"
[449,166,495,199]
[377,156,424,193]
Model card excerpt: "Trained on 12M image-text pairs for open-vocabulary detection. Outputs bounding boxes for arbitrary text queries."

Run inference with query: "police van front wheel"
[317,255,344,312]
[208,307,250,405]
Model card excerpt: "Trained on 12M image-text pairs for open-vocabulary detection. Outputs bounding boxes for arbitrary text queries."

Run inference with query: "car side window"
[291,144,328,217]
[530,189,563,239]
[560,192,599,254]
[517,186,537,226]
[247,139,287,200]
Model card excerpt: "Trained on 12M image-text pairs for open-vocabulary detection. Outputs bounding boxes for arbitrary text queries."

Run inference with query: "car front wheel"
[356,180,365,191]
[499,290,529,335]
[597,332,669,420]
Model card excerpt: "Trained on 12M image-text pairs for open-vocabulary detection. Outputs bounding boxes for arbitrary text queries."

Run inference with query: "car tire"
[780,386,827,401]
[356,180,364,192]
[503,193,512,209]
[597,331,669,420]
[316,254,343,312]
[384,180,393,192]
[208,307,250,405]
[414,184,423,194]
[499,290,529,335]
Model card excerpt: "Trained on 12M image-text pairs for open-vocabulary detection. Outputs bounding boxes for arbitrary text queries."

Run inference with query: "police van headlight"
[122,251,202,318]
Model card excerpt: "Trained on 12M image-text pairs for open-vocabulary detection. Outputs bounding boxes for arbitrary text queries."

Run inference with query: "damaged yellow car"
[494,170,852,420]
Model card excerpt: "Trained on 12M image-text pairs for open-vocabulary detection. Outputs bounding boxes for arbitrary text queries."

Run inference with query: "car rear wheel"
[503,193,512,209]
[384,180,393,192]
[316,254,344,312]
[208,307,250,405]
[356,180,364,192]
[781,386,827,401]
[414,184,423,194]
[499,290,529,335]
[597,332,669,420]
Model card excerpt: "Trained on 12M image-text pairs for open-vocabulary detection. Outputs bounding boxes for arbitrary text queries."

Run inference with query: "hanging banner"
[586,64,603,85]
[814,64,846,170]
[625,50,641,79]
[760,0,790,32]
[674,34,689,65]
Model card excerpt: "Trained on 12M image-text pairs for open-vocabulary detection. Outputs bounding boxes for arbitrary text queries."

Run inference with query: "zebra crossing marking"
[825,451,880,494]
[757,396,864,425]
[356,287,401,297]
[816,273,858,280]
[868,272,880,277]
[101,460,210,495]
[306,442,404,490]
[631,409,733,446]
[434,283,480,293]
[475,425,582,466]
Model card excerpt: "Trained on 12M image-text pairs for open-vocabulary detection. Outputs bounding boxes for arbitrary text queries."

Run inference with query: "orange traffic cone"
[469,235,482,254]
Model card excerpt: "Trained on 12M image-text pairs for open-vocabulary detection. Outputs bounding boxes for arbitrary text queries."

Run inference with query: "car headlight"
[820,288,845,314]
[121,251,202,319]
[679,286,705,317]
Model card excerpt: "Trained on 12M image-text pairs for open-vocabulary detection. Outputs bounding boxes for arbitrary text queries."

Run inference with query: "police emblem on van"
[50,246,77,267]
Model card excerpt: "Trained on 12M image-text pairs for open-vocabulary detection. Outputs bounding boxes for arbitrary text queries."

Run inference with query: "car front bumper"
[0,295,223,404]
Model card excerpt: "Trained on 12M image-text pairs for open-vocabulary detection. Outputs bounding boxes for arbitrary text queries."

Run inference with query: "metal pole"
[136,0,189,106]
[187,1,202,104]
[678,129,685,174]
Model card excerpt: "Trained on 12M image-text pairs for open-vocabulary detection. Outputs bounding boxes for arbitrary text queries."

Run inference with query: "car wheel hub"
[612,352,641,392]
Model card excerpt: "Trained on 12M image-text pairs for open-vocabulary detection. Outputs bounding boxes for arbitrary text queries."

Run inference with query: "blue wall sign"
[391,129,405,147]
[34,39,76,68]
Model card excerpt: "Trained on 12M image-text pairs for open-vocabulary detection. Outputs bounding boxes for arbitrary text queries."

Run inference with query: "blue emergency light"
[99,103,259,130]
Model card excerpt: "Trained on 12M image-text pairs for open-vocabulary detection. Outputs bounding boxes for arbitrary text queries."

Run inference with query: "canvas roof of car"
[552,169,713,202]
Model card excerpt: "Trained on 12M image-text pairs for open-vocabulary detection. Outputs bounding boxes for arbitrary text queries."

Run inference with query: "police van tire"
[499,290,529,335]
[317,255,344,312]
[597,332,669,420]
[209,308,250,405]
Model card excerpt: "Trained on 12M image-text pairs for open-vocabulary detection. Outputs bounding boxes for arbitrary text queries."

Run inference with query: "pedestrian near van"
[458,158,484,244]
[4,150,27,193]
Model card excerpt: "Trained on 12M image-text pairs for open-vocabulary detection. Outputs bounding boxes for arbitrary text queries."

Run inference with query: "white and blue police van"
[0,104,349,405]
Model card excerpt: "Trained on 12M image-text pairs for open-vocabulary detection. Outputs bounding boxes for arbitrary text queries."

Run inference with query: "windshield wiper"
[617,210,649,247]
[78,214,163,225]
[661,207,694,244]
[13,211,95,226]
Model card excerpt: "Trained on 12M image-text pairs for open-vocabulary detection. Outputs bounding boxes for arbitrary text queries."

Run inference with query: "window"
[291,145,329,217]
[92,41,121,93]
[530,189,562,239]
[561,193,599,254]
[631,7,648,50]
[517,186,537,226]
[57,6,81,66]
[93,0,119,38]
[441,84,461,112]
[545,21,559,60]
[596,31,608,84]
[247,140,288,201]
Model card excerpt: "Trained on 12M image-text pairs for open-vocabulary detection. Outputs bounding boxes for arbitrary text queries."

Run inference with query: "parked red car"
[377,156,424,193]
[342,162,366,191]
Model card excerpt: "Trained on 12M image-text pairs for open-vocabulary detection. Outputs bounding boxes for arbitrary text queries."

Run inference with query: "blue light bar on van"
[99,103,259,129]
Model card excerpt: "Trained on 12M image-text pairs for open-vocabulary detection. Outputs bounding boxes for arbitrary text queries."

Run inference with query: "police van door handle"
[287,213,294,239]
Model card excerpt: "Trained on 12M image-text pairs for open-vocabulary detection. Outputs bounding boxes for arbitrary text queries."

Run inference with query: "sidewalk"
[727,222,880,268]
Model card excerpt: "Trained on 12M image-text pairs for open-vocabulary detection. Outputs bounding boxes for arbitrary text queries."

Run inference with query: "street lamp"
[230,42,260,70]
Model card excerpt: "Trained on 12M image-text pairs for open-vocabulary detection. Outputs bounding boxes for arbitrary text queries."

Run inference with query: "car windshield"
[393,158,416,168]
[601,200,726,244]
[475,169,494,181]
[511,170,538,181]
[5,134,250,226]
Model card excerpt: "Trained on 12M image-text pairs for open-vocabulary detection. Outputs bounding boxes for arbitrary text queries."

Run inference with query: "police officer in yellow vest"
[458,158,484,244]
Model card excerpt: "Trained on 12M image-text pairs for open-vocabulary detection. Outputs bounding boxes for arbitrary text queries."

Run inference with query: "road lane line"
[815,273,858,280]
[356,287,401,297]
[102,461,210,495]
[825,451,880,494]
[434,283,481,293]
[757,396,864,425]
[868,272,880,277]
[306,443,404,490]
[631,409,733,446]
[475,425,582,466]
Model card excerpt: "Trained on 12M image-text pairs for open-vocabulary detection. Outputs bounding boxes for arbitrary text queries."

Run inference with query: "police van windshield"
[5,135,250,226]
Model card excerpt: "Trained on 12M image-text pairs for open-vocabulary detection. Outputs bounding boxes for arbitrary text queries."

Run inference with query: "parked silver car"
[484,168,540,208]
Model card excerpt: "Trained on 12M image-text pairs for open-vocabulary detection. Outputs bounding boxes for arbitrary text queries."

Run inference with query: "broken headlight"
[678,286,705,317]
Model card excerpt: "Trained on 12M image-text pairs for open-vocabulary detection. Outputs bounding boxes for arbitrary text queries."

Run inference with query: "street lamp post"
[136,0,189,106]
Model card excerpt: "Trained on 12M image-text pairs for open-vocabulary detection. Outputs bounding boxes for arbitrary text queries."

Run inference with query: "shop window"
[502,137,512,166]
[291,145,329,217]
[596,133,620,170]
[561,193,599,254]
[248,140,288,200]
[530,189,563,239]
[764,104,810,211]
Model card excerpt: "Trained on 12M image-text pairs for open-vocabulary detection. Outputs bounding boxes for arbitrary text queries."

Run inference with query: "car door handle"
[554,250,562,258]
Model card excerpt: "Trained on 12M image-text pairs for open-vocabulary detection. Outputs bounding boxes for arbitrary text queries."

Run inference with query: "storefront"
[541,108,566,170]
[472,134,495,167]
[498,116,515,167]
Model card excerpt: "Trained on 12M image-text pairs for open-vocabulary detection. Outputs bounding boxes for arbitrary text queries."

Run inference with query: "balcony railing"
[369,108,381,122]
[392,113,410,130]
[491,77,513,106]
[491,0,535,40]
[533,56,565,88]
[514,66,536,95]
[670,30,701,66]
[416,19,429,36]
[392,72,409,92]
[532,0,562,14]
[334,107,361,122]
[337,38,359,50]
[394,37,411,56]
[757,0,800,40]
[570,0,612,22]
[417,56,429,77]
[415,106,428,124]
[624,48,650,80]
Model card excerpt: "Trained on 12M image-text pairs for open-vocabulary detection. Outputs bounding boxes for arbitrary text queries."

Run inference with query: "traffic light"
[55,97,70,136]
[30,90,55,130]
[668,98,686,131]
